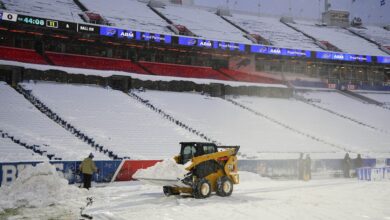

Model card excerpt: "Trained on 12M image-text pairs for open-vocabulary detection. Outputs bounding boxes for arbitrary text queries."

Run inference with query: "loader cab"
[179,142,217,164]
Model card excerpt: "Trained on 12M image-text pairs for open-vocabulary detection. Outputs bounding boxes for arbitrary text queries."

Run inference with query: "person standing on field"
[297,153,304,180]
[304,154,312,181]
[80,153,98,189]
[343,153,352,178]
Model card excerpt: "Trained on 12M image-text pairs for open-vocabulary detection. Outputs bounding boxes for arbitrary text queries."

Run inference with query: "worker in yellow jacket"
[80,153,98,189]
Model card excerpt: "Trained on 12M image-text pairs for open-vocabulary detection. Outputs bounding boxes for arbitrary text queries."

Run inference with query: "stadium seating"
[139,61,231,80]
[0,46,47,64]
[219,68,282,84]
[45,52,149,74]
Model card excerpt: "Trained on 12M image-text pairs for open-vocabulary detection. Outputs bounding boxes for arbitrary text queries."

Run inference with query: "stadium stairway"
[15,84,123,160]
[128,90,220,144]
[223,97,351,153]
[337,89,390,111]
[294,93,389,134]
[346,28,390,55]
[0,129,59,160]
[337,89,384,106]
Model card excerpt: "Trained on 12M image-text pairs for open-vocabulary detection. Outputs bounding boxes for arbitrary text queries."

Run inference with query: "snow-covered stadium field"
[1,163,389,220]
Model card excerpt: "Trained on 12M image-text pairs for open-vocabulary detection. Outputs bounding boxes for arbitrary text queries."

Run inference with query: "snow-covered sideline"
[1,167,390,220]
[83,172,390,220]
[0,162,88,219]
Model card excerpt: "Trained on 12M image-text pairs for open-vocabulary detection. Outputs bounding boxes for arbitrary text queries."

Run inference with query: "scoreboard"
[1,11,90,33]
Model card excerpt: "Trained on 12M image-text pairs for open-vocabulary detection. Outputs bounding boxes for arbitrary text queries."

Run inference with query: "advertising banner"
[0,160,121,187]
[377,56,390,64]
[357,167,390,181]
[316,51,372,63]
[178,36,245,52]
[251,45,311,58]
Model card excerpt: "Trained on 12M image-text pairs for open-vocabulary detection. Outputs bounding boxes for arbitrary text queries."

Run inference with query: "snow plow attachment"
[136,178,189,188]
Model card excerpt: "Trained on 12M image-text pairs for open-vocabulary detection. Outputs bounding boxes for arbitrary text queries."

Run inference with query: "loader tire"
[194,178,211,199]
[163,186,172,196]
[216,176,233,197]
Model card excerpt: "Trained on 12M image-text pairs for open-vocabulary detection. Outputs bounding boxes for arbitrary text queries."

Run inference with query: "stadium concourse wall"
[1,159,388,187]
[0,64,293,98]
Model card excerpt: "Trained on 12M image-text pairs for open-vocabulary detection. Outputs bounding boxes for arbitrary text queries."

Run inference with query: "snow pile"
[0,162,87,213]
[239,171,272,182]
[133,159,188,180]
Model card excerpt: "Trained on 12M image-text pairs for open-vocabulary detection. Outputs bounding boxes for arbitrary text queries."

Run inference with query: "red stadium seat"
[45,52,149,74]
[139,61,231,81]
[219,68,282,84]
[0,46,47,64]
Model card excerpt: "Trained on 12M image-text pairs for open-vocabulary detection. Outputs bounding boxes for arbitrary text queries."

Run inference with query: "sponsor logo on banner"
[118,29,134,39]
[269,48,281,54]
[178,37,197,46]
[100,26,117,37]
[333,54,344,60]
[198,40,212,47]
[2,12,18,22]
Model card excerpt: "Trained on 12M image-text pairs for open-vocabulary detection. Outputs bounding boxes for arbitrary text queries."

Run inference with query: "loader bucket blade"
[136,177,188,187]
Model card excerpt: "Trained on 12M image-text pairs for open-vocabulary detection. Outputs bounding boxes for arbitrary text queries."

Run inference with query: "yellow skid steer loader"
[139,142,240,199]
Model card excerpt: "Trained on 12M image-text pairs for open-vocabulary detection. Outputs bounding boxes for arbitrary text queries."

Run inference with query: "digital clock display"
[17,15,45,26]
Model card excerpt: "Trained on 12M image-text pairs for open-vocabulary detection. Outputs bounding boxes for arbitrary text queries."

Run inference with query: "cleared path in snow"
[84,172,390,220]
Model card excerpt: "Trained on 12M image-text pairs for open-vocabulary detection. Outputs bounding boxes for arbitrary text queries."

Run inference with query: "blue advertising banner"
[251,45,311,58]
[0,160,122,187]
[316,51,372,62]
[178,36,245,52]
[357,167,390,181]
[99,26,171,44]
[100,26,117,37]
[377,56,390,64]
[117,29,135,39]
[135,31,172,44]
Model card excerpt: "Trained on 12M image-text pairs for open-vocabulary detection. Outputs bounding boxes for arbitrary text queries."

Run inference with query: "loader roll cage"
[179,142,240,165]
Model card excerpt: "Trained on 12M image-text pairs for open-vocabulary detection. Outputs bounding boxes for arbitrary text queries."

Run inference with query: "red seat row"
[45,52,149,74]
[0,46,47,64]
[139,61,231,81]
[0,47,281,85]
[219,68,282,84]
